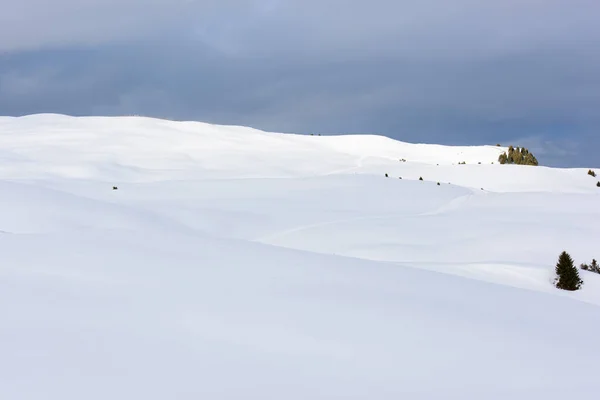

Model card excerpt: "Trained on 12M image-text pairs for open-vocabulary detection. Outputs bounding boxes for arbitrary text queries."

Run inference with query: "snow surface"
[1,114,599,399]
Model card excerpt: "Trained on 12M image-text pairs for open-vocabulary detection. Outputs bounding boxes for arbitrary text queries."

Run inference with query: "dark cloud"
[0,1,599,167]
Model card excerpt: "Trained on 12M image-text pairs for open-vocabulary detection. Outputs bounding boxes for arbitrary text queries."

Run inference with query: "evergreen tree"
[581,259,600,274]
[512,150,523,164]
[525,153,538,166]
[591,259,600,274]
[554,251,583,291]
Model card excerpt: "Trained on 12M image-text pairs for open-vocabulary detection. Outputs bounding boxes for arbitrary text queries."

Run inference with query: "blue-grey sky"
[1,0,599,167]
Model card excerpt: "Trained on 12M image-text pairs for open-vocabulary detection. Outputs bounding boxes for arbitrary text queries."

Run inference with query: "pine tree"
[581,259,600,274]
[554,251,583,291]
[591,259,600,274]
[528,153,539,166]
[507,146,515,163]
[512,150,523,164]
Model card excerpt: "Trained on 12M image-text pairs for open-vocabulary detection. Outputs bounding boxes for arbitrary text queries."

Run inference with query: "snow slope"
[1,114,599,399]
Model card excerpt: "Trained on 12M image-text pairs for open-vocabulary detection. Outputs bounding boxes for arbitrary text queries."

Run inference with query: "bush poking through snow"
[385,173,388,178]
[581,259,600,274]
[597,182,600,187]
[419,177,423,181]
[498,146,538,166]
[437,182,440,186]
[554,251,583,291]
[588,169,596,177]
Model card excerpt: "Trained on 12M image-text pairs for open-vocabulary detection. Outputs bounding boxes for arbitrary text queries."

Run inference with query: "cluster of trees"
[554,251,599,291]
[581,259,600,274]
[498,146,539,166]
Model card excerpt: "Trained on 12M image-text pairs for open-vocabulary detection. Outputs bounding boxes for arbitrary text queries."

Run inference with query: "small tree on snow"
[554,251,583,291]
[581,259,600,274]
[592,259,600,273]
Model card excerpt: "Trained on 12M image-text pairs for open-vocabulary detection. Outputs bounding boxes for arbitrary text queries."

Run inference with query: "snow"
[1,114,599,399]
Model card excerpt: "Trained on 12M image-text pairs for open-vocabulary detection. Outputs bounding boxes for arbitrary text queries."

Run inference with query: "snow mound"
[1,114,599,399]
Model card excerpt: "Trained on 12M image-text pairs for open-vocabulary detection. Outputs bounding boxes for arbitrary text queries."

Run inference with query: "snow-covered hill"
[1,114,599,399]
[1,114,596,193]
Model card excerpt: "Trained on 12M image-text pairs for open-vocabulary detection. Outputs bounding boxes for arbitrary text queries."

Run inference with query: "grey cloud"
[3,1,598,55]
[195,0,600,59]
[0,0,241,51]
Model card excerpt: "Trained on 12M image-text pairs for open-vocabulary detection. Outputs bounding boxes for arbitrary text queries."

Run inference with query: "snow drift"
[1,114,599,399]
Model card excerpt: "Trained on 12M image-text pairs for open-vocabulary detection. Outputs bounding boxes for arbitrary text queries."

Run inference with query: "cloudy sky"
[1,0,599,166]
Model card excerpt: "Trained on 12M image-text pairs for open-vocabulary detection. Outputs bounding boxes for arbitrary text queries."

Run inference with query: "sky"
[1,0,599,167]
